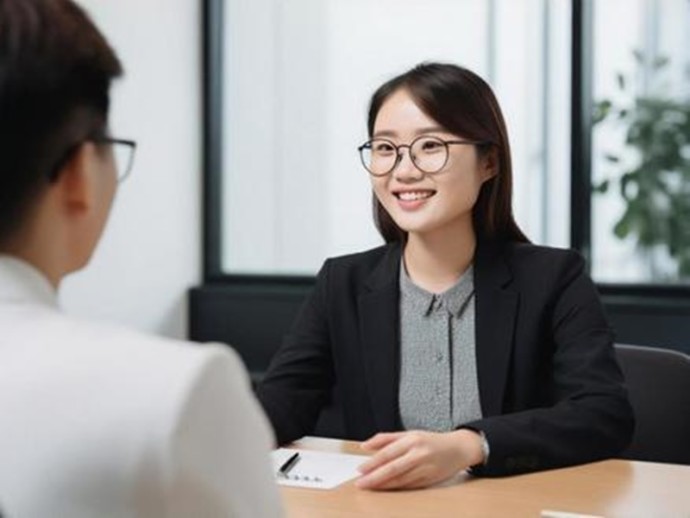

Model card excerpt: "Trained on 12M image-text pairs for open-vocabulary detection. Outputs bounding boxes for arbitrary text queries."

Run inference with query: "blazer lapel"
[474,240,519,417]
[358,243,403,432]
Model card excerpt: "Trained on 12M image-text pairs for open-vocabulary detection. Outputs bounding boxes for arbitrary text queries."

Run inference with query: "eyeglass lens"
[360,136,449,176]
[111,143,134,182]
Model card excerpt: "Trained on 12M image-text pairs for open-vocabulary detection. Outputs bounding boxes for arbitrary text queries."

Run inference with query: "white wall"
[60,0,201,339]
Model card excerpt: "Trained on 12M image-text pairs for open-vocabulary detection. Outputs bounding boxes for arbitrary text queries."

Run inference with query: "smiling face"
[370,88,495,241]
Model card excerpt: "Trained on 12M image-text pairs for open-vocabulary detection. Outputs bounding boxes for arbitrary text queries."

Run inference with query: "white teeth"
[397,191,434,201]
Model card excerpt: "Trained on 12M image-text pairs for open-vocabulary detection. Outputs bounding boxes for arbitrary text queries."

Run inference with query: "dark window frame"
[202,0,314,288]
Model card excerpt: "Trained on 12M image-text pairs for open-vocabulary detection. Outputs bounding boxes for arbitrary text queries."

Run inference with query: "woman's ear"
[480,147,499,182]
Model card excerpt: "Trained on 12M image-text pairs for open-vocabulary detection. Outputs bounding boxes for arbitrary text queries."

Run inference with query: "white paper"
[272,448,367,489]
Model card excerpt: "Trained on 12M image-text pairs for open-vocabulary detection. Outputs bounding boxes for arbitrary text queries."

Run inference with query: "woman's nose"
[392,147,424,182]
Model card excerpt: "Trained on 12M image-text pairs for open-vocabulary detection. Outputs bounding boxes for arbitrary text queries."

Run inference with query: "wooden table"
[280,437,690,517]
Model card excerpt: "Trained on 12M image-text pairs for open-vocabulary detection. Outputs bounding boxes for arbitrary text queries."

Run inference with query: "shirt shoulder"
[326,243,395,268]
[319,242,400,286]
[1,307,249,422]
[0,308,269,516]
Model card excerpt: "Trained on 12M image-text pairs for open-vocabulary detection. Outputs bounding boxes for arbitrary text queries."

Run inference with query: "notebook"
[272,448,368,489]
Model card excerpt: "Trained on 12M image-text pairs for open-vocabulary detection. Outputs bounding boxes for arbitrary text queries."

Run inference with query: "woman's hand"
[355,429,484,490]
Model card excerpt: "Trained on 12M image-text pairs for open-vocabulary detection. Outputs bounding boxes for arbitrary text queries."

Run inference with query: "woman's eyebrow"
[372,126,448,139]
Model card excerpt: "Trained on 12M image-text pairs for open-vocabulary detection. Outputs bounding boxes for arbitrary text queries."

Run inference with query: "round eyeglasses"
[357,135,486,177]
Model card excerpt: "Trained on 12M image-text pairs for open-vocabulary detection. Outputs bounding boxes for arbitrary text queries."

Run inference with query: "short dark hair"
[366,62,528,244]
[0,0,122,242]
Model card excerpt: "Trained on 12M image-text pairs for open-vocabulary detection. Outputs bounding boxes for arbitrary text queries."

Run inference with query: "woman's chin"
[389,218,435,236]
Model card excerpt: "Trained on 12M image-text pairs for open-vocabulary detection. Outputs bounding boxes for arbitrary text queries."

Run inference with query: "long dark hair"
[367,62,528,244]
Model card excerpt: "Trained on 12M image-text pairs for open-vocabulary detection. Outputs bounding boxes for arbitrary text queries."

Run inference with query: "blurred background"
[63,0,690,366]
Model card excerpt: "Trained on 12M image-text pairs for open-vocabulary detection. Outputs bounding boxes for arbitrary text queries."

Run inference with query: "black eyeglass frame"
[357,136,490,177]
[48,136,137,183]
[93,137,137,183]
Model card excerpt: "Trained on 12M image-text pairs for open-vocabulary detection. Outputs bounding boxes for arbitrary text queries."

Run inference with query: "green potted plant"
[592,50,690,280]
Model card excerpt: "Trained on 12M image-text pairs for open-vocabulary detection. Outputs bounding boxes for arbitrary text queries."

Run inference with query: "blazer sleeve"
[167,346,283,518]
[256,261,335,445]
[465,252,635,477]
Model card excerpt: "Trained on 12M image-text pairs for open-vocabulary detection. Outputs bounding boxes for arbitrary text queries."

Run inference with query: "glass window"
[591,0,690,283]
[222,0,571,274]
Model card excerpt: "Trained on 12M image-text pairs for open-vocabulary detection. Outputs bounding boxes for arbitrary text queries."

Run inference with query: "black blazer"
[257,240,634,476]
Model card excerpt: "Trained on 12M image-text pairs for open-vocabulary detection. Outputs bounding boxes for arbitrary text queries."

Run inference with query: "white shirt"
[0,256,282,518]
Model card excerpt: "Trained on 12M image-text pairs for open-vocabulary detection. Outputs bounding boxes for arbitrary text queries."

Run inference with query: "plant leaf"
[604,154,620,163]
[592,179,610,194]
[653,55,669,69]
[614,212,632,238]
[632,49,645,64]
[592,99,612,124]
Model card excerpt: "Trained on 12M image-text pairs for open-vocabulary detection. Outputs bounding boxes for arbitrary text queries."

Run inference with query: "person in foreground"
[0,1,282,516]
[257,62,634,490]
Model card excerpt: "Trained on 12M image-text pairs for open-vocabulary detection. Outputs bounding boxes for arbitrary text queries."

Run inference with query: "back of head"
[367,62,528,244]
[0,0,122,244]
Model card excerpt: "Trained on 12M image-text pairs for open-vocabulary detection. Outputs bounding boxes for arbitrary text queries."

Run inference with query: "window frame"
[202,0,314,287]
[569,0,690,298]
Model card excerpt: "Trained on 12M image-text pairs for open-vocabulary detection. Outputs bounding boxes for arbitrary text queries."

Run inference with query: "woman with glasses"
[257,62,634,489]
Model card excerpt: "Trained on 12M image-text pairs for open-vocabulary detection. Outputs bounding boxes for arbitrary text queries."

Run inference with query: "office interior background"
[60,0,200,338]
[62,0,690,372]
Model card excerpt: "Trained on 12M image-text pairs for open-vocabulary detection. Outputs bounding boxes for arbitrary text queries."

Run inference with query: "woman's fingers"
[358,434,412,474]
[355,447,419,489]
[355,430,475,490]
[374,467,431,490]
[360,432,405,451]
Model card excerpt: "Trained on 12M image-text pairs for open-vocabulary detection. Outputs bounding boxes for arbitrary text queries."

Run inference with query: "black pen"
[278,452,300,477]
